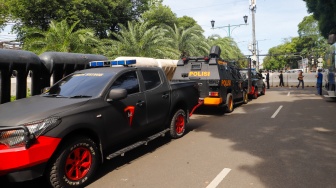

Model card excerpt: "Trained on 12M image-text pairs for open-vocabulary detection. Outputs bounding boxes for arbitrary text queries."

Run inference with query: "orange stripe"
[204,97,222,105]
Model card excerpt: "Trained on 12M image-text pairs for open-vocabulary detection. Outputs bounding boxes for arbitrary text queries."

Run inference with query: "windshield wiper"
[69,95,92,98]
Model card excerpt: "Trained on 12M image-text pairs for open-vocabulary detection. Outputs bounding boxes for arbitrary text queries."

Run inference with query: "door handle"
[162,93,169,99]
[136,100,145,107]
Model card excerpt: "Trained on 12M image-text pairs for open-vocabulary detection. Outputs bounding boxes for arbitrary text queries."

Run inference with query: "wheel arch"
[166,100,188,127]
[45,127,103,176]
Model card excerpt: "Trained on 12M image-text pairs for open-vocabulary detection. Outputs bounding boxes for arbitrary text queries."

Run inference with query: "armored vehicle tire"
[253,87,259,99]
[226,93,234,113]
[47,136,100,188]
[169,109,186,139]
[243,91,249,104]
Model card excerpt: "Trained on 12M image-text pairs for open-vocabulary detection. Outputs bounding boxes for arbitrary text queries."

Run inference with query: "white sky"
[0,22,16,42]
[162,0,311,62]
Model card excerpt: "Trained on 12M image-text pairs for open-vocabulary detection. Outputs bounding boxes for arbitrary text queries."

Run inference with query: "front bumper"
[0,136,61,182]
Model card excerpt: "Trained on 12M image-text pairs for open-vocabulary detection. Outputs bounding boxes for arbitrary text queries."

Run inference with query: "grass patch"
[10,88,31,101]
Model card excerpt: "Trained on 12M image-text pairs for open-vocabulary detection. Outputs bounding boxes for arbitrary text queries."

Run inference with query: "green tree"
[165,24,209,58]
[0,0,9,29]
[6,0,150,39]
[141,3,177,28]
[177,16,197,30]
[207,35,246,67]
[23,19,101,54]
[263,14,328,70]
[303,0,336,38]
[262,41,297,70]
[112,21,179,59]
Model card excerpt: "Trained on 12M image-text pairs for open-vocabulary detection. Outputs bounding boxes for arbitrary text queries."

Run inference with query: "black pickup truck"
[0,59,200,187]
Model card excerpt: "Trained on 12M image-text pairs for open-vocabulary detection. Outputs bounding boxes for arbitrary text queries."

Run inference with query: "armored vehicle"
[171,46,248,113]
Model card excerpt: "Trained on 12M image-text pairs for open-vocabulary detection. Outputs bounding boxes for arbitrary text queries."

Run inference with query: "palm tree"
[166,24,210,57]
[112,21,179,59]
[207,35,247,67]
[23,19,101,54]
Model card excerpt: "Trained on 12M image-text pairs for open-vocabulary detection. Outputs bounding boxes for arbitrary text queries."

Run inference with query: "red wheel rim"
[65,147,92,181]
[175,114,185,134]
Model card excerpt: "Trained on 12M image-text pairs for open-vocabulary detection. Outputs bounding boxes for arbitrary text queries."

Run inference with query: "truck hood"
[0,95,90,127]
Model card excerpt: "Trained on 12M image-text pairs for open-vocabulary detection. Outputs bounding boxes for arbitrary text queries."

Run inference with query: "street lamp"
[210,15,248,37]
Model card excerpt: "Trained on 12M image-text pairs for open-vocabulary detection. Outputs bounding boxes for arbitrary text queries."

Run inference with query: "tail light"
[209,92,219,97]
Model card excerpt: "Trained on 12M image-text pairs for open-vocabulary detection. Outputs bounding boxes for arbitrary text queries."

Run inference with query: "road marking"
[287,92,291,96]
[271,105,283,118]
[206,168,231,188]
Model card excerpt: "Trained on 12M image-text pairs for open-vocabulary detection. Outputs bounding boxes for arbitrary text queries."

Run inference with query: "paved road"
[3,87,336,188]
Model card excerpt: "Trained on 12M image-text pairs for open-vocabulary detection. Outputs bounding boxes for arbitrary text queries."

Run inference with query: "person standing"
[279,71,284,87]
[316,69,323,95]
[266,70,270,89]
[297,70,304,89]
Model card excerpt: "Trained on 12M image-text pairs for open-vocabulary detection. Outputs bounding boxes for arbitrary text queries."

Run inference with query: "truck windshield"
[44,72,113,98]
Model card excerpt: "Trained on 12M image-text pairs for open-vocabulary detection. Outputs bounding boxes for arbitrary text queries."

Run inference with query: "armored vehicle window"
[141,70,161,91]
[191,63,202,70]
[111,71,139,95]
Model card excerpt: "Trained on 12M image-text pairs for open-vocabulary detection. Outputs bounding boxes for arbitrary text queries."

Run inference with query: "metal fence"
[0,49,107,104]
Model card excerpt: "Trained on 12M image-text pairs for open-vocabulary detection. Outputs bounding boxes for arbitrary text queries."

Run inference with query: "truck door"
[103,70,148,145]
[140,69,170,129]
[230,67,243,100]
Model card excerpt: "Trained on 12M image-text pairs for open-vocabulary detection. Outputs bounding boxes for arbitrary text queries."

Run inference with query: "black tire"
[253,87,258,99]
[169,109,186,139]
[260,85,266,95]
[226,93,234,113]
[243,91,249,104]
[47,136,100,188]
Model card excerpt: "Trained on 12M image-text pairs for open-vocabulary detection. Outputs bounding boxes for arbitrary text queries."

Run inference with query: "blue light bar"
[89,61,110,67]
[111,59,136,66]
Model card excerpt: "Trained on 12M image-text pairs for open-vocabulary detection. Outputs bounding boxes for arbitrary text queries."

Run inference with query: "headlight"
[0,117,61,148]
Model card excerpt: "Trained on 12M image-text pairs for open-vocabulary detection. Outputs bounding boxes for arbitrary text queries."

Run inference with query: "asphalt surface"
[2,86,336,188]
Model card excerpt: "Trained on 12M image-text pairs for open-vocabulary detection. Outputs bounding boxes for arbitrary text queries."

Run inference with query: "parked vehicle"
[0,59,200,187]
[171,46,248,113]
[240,68,266,99]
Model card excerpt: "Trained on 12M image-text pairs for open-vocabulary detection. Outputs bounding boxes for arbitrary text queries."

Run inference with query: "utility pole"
[250,0,257,70]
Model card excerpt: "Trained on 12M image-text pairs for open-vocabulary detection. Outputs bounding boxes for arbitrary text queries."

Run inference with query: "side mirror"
[107,88,127,102]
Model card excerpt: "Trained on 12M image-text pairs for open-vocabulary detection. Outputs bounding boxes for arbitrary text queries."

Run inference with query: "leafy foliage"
[303,0,336,38]
[112,21,179,59]
[141,3,177,28]
[0,0,9,29]
[207,35,247,67]
[6,0,151,39]
[177,16,197,30]
[23,20,101,54]
[2,1,246,68]
[165,24,209,58]
[263,14,328,71]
